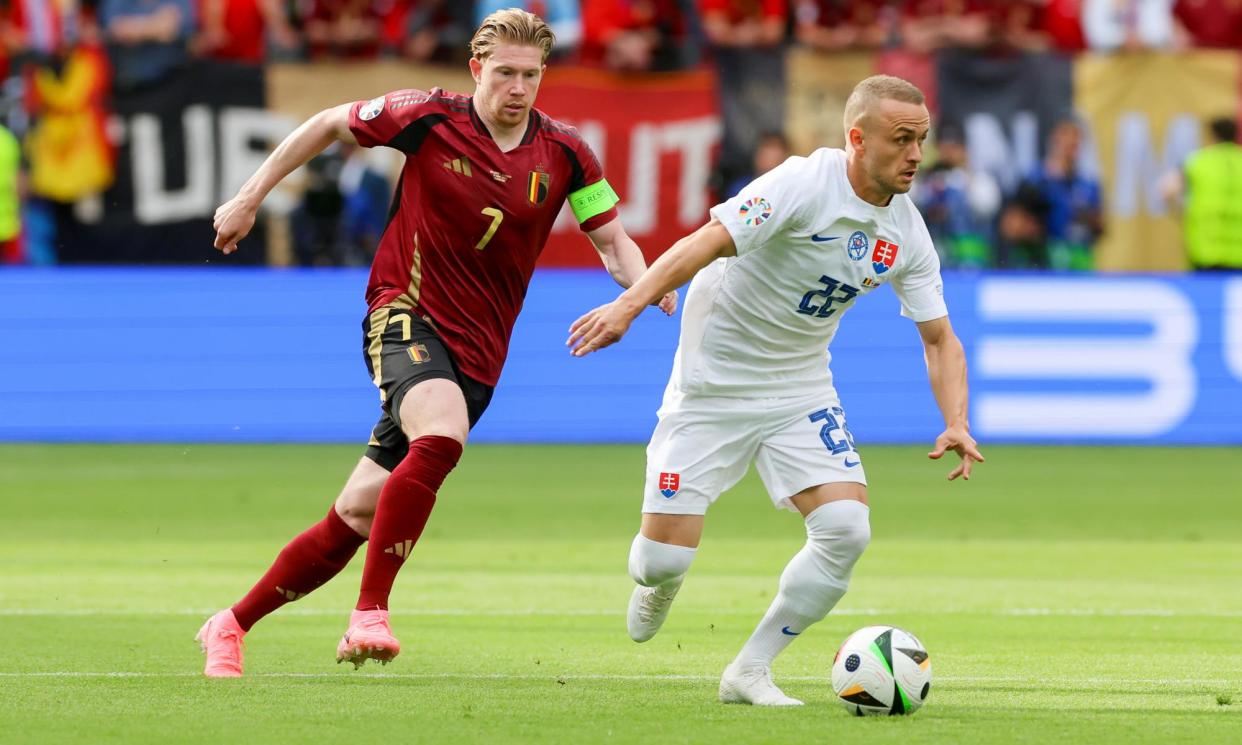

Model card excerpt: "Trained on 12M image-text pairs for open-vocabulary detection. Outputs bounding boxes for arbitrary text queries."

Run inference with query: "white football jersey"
[669,148,948,397]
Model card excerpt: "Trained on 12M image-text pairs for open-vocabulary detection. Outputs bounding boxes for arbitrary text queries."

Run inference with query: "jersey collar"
[468,100,542,147]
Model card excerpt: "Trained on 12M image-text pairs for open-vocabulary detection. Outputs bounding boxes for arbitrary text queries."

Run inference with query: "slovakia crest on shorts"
[658,472,680,499]
[871,239,899,274]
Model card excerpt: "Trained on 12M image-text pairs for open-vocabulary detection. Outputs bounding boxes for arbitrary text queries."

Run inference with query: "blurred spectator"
[300,0,380,59]
[724,130,789,197]
[291,145,343,266]
[700,0,786,46]
[336,143,391,265]
[993,0,1053,52]
[793,0,895,52]
[1173,0,1242,49]
[1020,116,1102,269]
[1082,0,1180,51]
[0,122,20,263]
[393,0,471,62]
[4,0,87,61]
[19,24,114,265]
[99,0,194,89]
[197,0,298,63]
[1167,117,1242,271]
[580,0,689,71]
[1042,0,1088,51]
[476,1,582,57]
[913,123,1001,267]
[291,142,391,266]
[23,31,113,205]
[899,0,991,53]
[997,181,1051,268]
[700,0,788,193]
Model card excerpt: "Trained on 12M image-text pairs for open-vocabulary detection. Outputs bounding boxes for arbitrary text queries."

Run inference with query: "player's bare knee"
[335,499,373,536]
[628,534,696,587]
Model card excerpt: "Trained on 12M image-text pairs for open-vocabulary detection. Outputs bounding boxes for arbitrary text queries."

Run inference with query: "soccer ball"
[831,625,931,716]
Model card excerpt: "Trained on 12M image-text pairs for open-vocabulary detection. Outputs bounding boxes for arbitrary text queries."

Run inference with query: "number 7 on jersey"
[476,207,504,250]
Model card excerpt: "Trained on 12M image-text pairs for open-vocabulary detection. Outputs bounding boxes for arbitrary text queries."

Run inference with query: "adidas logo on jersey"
[443,157,473,177]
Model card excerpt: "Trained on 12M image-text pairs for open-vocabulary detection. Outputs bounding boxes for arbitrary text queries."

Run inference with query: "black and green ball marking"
[868,628,913,715]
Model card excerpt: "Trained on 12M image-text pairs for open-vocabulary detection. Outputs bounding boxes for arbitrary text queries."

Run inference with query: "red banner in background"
[534,67,720,267]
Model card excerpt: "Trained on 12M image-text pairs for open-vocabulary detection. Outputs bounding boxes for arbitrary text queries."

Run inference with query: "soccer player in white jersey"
[566,75,985,706]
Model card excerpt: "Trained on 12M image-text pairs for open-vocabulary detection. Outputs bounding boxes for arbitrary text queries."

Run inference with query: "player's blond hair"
[470,8,555,63]
[842,75,926,134]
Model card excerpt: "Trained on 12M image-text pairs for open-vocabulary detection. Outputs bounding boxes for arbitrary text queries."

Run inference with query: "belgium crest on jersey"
[527,170,550,205]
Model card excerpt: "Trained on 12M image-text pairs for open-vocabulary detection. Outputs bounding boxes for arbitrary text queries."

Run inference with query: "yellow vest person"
[1184,118,1242,270]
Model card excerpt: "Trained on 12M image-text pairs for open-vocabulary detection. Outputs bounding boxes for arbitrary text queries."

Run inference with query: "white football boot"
[626,580,683,642]
[718,663,804,706]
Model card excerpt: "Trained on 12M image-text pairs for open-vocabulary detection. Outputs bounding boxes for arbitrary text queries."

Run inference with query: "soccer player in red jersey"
[196,8,677,677]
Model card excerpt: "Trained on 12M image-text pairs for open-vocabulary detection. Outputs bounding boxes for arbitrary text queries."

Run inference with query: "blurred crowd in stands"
[0,1,1239,269]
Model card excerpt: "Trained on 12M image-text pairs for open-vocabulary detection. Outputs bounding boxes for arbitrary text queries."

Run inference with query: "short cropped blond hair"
[842,75,926,133]
[470,8,555,63]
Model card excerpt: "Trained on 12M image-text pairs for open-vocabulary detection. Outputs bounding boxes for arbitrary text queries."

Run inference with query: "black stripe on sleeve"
[387,113,449,154]
[552,140,586,193]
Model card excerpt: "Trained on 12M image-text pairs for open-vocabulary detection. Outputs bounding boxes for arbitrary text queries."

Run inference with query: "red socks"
[355,435,463,611]
[231,506,366,631]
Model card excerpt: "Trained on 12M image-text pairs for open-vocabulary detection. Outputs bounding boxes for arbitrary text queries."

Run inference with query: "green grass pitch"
[1,444,1239,744]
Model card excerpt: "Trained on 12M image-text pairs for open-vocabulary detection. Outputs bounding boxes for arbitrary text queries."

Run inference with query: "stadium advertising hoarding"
[1,269,1239,445]
[54,62,285,264]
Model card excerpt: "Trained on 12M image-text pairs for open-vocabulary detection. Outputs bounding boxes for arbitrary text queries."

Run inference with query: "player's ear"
[468,56,483,83]
[849,126,865,152]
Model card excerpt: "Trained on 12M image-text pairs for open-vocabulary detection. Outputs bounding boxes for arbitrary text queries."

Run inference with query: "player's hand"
[928,426,984,481]
[567,300,639,357]
[213,196,258,255]
[655,290,678,316]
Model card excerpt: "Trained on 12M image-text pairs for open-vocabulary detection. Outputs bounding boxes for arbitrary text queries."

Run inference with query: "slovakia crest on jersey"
[739,197,772,227]
[658,472,680,499]
[871,239,899,274]
[847,231,869,261]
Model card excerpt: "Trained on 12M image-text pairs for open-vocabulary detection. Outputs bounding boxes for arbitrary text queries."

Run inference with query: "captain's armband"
[569,179,619,224]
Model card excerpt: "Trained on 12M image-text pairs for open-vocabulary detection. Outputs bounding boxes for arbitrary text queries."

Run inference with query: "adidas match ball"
[831,625,931,716]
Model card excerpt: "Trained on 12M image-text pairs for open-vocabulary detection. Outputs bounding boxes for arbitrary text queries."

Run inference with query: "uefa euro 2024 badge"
[359,96,386,122]
[739,197,773,227]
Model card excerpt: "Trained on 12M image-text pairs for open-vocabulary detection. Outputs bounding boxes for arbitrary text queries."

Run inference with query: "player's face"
[470,43,546,130]
[856,99,930,197]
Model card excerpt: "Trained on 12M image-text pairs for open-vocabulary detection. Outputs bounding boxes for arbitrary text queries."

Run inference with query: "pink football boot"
[336,609,401,668]
[196,610,245,678]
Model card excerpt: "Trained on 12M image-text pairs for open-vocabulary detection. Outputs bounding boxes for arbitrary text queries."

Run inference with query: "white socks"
[628,534,697,588]
[732,500,871,669]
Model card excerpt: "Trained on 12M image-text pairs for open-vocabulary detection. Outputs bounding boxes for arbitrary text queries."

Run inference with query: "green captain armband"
[568,179,620,224]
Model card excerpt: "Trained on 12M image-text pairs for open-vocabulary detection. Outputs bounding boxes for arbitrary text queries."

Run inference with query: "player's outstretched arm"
[917,315,985,480]
[567,218,736,356]
[213,103,356,255]
[585,218,678,316]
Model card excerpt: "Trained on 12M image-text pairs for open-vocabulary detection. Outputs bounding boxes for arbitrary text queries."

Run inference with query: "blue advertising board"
[1,268,1239,444]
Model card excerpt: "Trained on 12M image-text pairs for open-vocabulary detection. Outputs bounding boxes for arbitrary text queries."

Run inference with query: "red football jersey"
[349,88,619,386]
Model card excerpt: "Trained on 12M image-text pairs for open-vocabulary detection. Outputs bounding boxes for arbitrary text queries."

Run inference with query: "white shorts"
[642,388,868,515]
